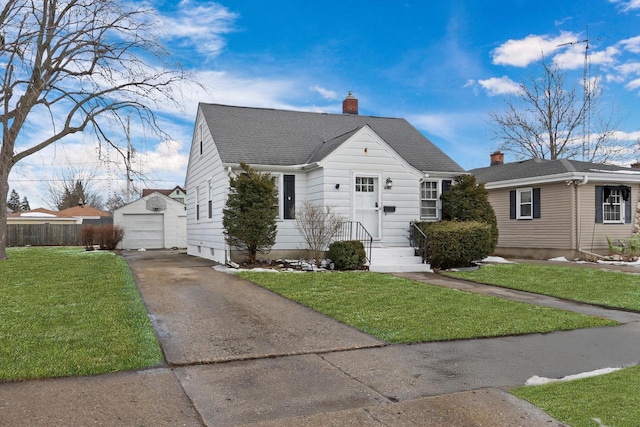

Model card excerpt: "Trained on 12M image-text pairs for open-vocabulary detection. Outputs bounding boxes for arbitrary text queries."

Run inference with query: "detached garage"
[114,192,187,250]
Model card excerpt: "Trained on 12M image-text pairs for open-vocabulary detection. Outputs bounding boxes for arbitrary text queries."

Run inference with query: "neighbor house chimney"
[490,151,504,166]
[631,161,640,170]
[342,91,358,115]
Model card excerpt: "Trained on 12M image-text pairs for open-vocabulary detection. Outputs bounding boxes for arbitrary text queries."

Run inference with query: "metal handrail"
[409,222,429,264]
[335,221,373,264]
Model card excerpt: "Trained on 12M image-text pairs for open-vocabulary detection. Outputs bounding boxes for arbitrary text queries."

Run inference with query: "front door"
[354,176,380,239]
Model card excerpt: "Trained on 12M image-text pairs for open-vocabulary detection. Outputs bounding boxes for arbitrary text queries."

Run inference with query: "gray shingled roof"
[199,103,464,173]
[471,158,633,184]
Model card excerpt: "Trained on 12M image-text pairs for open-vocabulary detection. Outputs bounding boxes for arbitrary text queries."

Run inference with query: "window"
[603,189,623,223]
[355,177,375,192]
[208,180,213,219]
[195,185,200,221]
[596,186,631,224]
[283,175,295,220]
[517,188,532,219]
[509,188,541,220]
[199,124,203,156]
[420,181,438,220]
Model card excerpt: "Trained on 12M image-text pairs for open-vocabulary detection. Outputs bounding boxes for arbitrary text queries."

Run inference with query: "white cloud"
[554,45,619,70]
[619,36,640,53]
[609,0,640,11]
[158,1,239,57]
[309,85,339,100]
[478,76,521,96]
[491,32,577,67]
[625,78,640,90]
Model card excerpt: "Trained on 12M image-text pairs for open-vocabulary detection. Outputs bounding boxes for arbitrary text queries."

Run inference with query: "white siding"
[319,127,424,246]
[185,109,228,263]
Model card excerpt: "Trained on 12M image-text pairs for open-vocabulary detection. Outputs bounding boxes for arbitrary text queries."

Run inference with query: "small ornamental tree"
[441,174,498,251]
[294,201,344,265]
[222,163,278,264]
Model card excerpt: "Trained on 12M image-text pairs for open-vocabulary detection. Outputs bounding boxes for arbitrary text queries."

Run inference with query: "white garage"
[114,192,187,250]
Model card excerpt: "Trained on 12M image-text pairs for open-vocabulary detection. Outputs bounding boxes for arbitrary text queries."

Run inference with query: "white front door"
[354,176,380,239]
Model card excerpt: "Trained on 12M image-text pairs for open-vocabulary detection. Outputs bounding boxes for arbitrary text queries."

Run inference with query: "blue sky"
[9,0,640,207]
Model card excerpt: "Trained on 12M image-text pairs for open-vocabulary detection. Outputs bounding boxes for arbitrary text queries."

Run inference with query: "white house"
[114,192,187,250]
[185,94,465,271]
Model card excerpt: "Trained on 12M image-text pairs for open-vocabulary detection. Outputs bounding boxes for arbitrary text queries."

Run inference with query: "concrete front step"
[369,247,432,273]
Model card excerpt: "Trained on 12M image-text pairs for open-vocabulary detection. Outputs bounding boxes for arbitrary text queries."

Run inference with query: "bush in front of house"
[326,240,367,270]
[419,221,493,269]
[95,224,125,250]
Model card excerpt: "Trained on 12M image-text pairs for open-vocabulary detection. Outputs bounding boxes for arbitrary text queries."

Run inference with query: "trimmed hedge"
[327,240,367,270]
[419,221,493,269]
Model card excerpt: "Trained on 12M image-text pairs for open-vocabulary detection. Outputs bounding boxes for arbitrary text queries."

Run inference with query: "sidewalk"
[1,251,638,426]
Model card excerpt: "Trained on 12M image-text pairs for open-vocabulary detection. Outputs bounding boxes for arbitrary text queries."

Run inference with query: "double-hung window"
[603,189,623,223]
[420,181,438,220]
[207,180,213,219]
[516,188,533,219]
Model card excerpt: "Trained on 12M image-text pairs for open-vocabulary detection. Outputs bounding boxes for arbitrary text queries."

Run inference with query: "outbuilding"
[114,192,187,250]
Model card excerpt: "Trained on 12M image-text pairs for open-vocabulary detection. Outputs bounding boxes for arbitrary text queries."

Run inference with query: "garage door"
[122,214,164,249]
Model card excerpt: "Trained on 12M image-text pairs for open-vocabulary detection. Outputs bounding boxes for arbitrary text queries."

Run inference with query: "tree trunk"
[0,157,11,260]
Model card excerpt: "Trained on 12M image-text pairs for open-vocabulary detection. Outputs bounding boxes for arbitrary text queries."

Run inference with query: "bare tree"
[489,58,627,163]
[47,167,103,210]
[294,201,344,265]
[0,0,188,259]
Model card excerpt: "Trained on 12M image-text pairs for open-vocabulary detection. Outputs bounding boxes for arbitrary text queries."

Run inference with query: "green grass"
[0,247,163,381]
[446,263,640,311]
[513,365,640,427]
[237,271,616,343]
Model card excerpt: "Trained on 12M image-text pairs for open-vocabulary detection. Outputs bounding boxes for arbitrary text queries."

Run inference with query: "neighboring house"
[470,151,640,260]
[58,205,113,225]
[114,192,187,250]
[142,186,187,204]
[185,94,465,271]
[7,207,80,225]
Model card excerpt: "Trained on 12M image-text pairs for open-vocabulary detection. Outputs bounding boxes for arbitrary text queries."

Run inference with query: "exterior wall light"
[385,177,393,189]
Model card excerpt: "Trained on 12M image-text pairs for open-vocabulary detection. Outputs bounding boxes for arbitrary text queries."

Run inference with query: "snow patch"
[548,256,570,262]
[525,367,621,386]
[481,256,515,264]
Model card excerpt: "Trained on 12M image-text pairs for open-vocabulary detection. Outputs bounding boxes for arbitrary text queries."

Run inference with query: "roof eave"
[484,171,640,189]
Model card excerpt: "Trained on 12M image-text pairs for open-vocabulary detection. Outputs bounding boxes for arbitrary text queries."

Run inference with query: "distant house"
[114,192,187,250]
[58,205,112,225]
[142,186,186,204]
[470,151,640,260]
[185,94,464,271]
[7,207,79,225]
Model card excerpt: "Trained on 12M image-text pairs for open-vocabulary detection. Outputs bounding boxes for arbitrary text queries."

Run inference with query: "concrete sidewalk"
[1,251,638,426]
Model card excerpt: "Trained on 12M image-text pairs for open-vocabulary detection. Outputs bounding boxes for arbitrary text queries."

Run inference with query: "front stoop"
[368,247,432,273]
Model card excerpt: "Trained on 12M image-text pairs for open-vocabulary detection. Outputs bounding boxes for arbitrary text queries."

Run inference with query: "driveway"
[1,250,638,426]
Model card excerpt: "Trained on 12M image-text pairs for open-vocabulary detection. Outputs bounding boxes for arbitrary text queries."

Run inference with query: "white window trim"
[516,187,533,220]
[207,179,213,220]
[603,189,624,224]
[195,185,200,222]
[419,180,440,221]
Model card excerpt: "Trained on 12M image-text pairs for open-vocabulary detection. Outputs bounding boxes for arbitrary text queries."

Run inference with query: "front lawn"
[446,263,640,311]
[0,247,163,380]
[513,365,640,427]
[237,271,616,343]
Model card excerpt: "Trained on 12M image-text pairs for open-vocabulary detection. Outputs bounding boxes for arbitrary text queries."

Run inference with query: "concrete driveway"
[1,250,639,426]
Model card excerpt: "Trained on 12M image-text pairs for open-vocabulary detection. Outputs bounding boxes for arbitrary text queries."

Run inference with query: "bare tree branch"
[0,0,192,259]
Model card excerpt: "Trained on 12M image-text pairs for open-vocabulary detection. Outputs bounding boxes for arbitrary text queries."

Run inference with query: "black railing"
[409,222,429,264]
[335,221,373,264]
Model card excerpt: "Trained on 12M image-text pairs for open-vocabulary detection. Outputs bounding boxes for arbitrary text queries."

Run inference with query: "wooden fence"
[7,224,84,247]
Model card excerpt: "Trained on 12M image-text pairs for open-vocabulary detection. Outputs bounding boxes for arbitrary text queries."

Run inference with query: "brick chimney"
[342,91,358,115]
[631,161,640,170]
[490,151,504,166]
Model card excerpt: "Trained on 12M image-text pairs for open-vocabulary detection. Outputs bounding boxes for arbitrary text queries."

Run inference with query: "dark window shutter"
[625,193,632,224]
[533,188,541,219]
[442,180,452,193]
[509,190,516,219]
[595,186,603,223]
[283,175,295,219]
